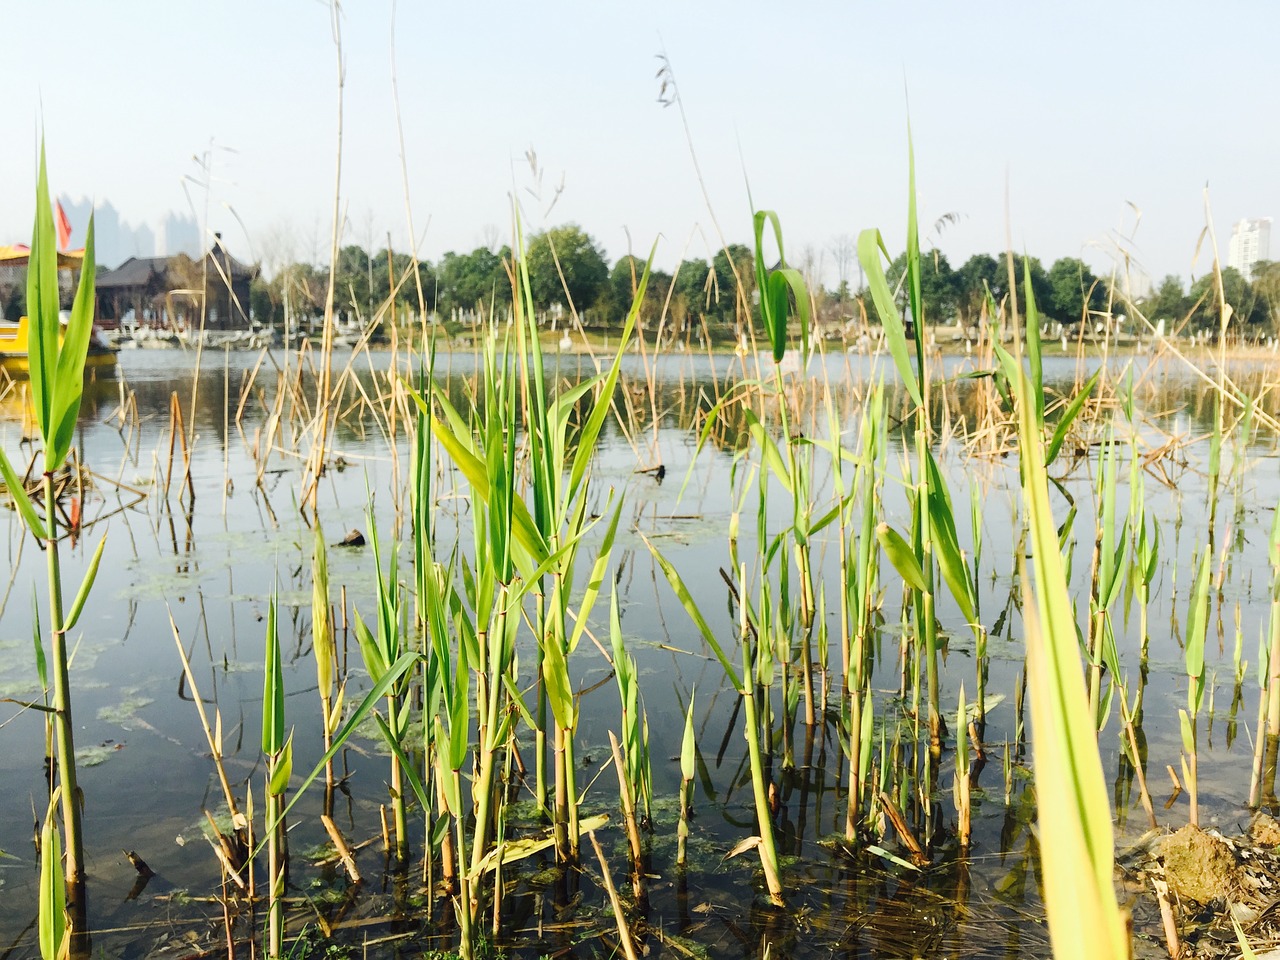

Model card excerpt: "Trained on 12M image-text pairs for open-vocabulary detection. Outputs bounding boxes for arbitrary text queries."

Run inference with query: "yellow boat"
[0,315,118,376]
[0,244,118,377]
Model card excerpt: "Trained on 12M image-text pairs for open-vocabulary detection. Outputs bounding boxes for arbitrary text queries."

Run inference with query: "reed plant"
[952,686,971,849]
[310,522,342,807]
[1087,422,1127,731]
[262,594,293,959]
[994,259,1131,960]
[609,586,651,839]
[0,147,105,934]
[856,139,983,759]
[839,381,884,837]
[677,690,696,869]
[643,528,786,905]
[509,227,652,862]
[1180,549,1211,826]
[351,507,417,862]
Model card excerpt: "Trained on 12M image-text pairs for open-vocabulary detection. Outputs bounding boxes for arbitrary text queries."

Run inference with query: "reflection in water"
[0,346,1277,957]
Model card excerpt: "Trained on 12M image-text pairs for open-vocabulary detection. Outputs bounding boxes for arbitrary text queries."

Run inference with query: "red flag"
[55,201,72,250]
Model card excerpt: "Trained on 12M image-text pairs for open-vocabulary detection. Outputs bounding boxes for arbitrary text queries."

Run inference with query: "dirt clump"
[1250,813,1280,848]
[1157,824,1240,904]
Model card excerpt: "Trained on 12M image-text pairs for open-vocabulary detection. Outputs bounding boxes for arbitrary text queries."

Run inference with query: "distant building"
[96,240,257,330]
[56,196,200,267]
[1228,218,1271,279]
[157,211,202,259]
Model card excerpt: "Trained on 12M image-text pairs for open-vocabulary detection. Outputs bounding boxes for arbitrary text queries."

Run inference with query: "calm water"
[0,345,1275,958]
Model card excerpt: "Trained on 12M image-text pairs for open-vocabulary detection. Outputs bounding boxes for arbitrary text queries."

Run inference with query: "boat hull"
[0,349,117,376]
[0,315,118,377]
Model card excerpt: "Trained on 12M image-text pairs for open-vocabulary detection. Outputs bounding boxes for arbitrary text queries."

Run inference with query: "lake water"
[0,344,1275,959]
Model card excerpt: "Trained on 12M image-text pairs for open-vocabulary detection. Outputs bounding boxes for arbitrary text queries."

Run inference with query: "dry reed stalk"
[302,0,347,514]
[589,830,641,960]
[170,610,244,834]
[1152,878,1181,958]
[877,790,927,866]
[608,731,644,897]
[320,815,362,883]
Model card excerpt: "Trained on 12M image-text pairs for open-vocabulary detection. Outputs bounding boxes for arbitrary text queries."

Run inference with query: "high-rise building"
[1228,218,1271,279]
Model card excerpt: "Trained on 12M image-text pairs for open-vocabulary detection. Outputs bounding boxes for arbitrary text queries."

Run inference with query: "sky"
[2,1,1276,290]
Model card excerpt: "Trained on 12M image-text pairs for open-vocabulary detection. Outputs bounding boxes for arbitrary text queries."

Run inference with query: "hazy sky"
[3,1,1275,287]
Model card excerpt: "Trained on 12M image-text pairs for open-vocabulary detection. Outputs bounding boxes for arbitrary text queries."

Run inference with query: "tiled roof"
[97,256,168,288]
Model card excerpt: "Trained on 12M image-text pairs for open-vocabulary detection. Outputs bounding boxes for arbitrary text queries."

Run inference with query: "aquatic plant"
[262,594,292,959]
[996,259,1131,960]
[0,146,105,934]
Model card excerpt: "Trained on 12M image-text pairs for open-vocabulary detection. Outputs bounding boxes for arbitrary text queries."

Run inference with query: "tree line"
[246,222,1280,338]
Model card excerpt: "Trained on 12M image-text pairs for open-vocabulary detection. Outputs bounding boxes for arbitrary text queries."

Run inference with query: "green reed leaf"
[262,594,283,756]
[876,522,927,594]
[1047,367,1101,466]
[1185,550,1211,685]
[49,216,96,470]
[372,712,431,813]
[642,533,742,691]
[38,792,66,960]
[681,689,696,783]
[263,650,420,857]
[28,145,59,451]
[312,522,333,703]
[63,535,106,633]
[857,229,922,409]
[0,445,42,535]
[267,733,293,797]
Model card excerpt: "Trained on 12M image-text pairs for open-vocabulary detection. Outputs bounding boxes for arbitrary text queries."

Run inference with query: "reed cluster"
[9,136,1280,960]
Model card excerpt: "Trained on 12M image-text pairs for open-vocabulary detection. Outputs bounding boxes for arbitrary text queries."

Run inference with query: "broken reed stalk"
[170,611,245,842]
[608,731,644,897]
[321,815,362,884]
[589,830,640,960]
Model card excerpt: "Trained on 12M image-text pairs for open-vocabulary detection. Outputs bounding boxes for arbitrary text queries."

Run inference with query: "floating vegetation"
[74,743,120,767]
[96,695,153,727]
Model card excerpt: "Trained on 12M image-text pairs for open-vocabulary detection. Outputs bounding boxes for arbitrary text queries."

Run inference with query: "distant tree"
[437,247,510,319]
[885,250,960,322]
[1141,275,1187,327]
[673,258,711,313]
[603,255,644,320]
[252,261,327,330]
[526,225,608,313]
[1188,266,1265,331]
[335,244,373,322]
[827,233,856,294]
[955,253,1003,325]
[369,249,436,319]
[710,244,754,322]
[1010,255,1054,321]
[599,255,672,328]
[646,269,673,329]
[1253,261,1280,331]
[1046,257,1104,325]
